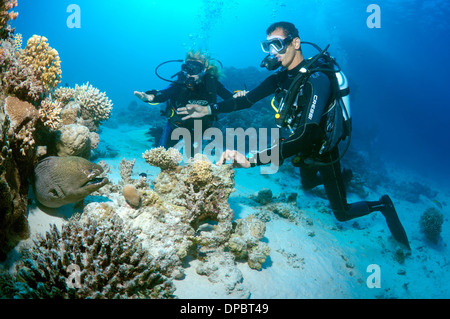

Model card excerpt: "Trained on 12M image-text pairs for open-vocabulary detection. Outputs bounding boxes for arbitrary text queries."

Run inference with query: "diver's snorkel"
[260,54,282,71]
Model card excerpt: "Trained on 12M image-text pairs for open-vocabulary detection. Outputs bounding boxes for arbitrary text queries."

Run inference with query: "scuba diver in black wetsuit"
[178,22,411,250]
[134,50,233,156]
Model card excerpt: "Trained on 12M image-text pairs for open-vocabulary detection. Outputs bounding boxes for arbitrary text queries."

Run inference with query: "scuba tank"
[335,70,350,121]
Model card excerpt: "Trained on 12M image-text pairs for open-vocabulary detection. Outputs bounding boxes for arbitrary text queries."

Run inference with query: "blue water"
[13,0,449,182]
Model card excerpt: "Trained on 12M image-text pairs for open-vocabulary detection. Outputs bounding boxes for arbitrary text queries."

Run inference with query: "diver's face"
[267,28,301,70]
[184,59,205,87]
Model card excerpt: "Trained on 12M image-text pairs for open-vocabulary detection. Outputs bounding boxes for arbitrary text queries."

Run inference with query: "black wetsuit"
[148,74,233,150]
[209,59,385,222]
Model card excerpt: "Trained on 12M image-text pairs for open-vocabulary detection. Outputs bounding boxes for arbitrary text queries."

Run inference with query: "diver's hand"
[134,91,155,103]
[176,104,210,120]
[217,150,251,169]
[233,90,249,98]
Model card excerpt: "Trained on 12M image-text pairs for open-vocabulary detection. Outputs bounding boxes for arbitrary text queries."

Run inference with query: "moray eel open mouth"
[83,177,108,187]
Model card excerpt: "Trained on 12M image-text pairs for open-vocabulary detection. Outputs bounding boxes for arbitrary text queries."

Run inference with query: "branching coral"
[0,0,18,39]
[53,86,75,105]
[20,35,62,91]
[143,147,182,171]
[0,38,44,102]
[419,208,444,244]
[38,96,62,130]
[120,158,136,185]
[74,82,112,128]
[9,214,175,299]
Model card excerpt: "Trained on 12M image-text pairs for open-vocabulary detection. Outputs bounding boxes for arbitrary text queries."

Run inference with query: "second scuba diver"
[134,50,233,156]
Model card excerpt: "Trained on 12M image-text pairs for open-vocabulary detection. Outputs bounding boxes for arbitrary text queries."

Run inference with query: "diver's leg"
[320,148,410,249]
[158,121,173,148]
[299,163,322,190]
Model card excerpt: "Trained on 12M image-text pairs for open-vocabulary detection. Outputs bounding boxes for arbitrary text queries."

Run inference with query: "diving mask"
[261,35,294,54]
[181,60,205,75]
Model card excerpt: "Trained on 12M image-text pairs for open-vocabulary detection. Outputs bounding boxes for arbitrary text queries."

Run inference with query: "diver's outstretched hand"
[134,91,155,103]
[176,104,209,120]
[217,150,251,169]
[233,90,249,98]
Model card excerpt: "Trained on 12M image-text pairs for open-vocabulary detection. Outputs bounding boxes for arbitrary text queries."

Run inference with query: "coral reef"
[419,208,444,244]
[0,13,113,260]
[5,214,174,299]
[0,98,33,260]
[79,149,268,296]
[20,35,62,91]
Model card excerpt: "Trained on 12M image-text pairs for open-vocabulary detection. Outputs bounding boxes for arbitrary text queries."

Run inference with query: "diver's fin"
[379,195,411,250]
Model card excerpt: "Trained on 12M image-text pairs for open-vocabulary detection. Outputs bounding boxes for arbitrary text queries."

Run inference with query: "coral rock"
[228,215,270,270]
[419,207,444,244]
[56,124,91,158]
[4,96,38,131]
[123,184,141,209]
[143,147,182,171]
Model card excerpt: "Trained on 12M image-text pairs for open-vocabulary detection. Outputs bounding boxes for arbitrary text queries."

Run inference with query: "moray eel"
[32,156,108,208]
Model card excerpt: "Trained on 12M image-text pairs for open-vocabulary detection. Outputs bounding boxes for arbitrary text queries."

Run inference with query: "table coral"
[20,35,62,92]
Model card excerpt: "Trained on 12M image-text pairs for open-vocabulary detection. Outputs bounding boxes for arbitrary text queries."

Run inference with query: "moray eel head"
[32,156,109,208]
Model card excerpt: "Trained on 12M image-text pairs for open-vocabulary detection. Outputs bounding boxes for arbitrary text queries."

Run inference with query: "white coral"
[74,82,112,126]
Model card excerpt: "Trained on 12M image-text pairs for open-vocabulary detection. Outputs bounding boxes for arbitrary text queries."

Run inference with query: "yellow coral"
[13,33,22,51]
[186,160,212,185]
[20,35,62,91]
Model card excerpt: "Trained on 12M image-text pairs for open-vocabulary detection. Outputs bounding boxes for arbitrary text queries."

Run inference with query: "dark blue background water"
[12,0,450,183]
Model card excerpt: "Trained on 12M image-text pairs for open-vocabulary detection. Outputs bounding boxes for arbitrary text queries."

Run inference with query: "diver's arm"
[147,84,180,103]
[210,74,278,114]
[177,73,279,119]
[216,81,234,100]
